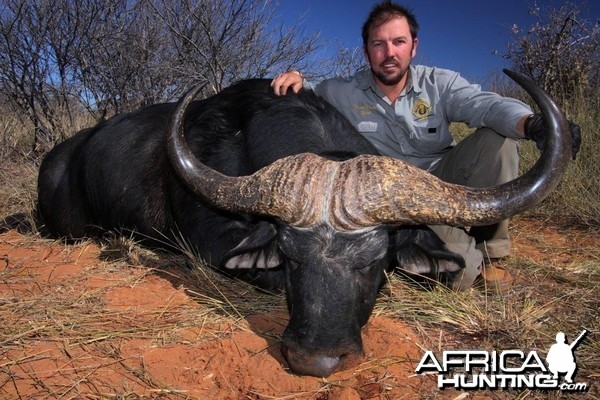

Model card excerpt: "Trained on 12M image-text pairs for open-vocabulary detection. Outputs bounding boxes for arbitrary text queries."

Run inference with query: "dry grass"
[378,247,599,345]
[0,160,38,230]
[2,239,203,345]
[2,219,598,398]
[370,220,600,399]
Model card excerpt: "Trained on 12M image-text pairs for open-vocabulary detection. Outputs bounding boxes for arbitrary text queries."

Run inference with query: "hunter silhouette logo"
[546,329,587,384]
[415,328,589,392]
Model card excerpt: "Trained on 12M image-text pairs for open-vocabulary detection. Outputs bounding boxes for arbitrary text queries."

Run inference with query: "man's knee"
[474,127,518,157]
[433,128,519,186]
[464,128,520,186]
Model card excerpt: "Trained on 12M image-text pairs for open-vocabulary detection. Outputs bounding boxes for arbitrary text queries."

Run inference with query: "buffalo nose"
[281,343,344,377]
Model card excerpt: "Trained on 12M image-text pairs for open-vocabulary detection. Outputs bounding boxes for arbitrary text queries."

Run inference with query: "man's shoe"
[476,259,514,293]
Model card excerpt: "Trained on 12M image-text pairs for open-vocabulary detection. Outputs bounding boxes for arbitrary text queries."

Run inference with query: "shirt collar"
[402,65,422,96]
[356,68,373,91]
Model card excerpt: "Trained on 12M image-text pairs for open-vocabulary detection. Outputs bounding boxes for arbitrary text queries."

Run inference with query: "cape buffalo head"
[166,70,571,377]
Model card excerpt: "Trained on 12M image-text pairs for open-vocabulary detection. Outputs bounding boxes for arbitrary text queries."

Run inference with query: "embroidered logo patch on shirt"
[412,98,431,120]
[353,103,377,116]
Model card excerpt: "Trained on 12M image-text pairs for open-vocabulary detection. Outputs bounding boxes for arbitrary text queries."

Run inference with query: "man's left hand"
[524,113,582,160]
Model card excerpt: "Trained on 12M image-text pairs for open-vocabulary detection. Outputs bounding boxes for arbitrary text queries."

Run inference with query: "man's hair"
[361,1,419,45]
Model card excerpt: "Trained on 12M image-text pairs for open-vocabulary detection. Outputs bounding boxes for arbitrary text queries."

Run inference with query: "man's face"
[364,16,418,87]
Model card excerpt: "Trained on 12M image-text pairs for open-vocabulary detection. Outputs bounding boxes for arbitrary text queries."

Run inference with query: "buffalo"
[37,70,571,377]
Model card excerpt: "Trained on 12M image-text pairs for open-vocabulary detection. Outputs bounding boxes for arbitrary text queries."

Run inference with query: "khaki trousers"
[429,128,520,290]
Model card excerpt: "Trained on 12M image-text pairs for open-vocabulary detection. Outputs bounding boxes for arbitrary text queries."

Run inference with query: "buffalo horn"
[167,70,572,231]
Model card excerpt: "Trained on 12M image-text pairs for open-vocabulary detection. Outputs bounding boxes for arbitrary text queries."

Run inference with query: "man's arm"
[441,71,579,158]
[270,70,304,96]
[440,70,532,140]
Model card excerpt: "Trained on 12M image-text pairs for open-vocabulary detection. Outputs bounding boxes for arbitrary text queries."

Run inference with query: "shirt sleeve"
[311,78,339,100]
[302,79,317,92]
[309,78,351,110]
[440,71,532,139]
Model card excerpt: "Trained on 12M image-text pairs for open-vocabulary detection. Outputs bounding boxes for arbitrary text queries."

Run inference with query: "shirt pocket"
[407,115,453,155]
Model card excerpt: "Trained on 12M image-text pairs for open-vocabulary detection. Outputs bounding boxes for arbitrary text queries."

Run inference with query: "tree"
[0,0,332,153]
[148,0,322,94]
[0,0,62,150]
[504,2,599,104]
[0,0,136,149]
[73,0,175,117]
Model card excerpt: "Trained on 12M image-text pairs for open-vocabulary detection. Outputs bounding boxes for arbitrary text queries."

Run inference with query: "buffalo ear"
[223,221,282,269]
[392,227,464,283]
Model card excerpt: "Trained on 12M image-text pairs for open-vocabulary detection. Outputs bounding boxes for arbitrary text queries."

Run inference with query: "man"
[546,332,580,383]
[270,1,580,291]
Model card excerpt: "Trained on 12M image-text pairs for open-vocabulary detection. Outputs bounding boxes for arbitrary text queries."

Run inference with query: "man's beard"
[371,58,408,86]
[372,68,404,86]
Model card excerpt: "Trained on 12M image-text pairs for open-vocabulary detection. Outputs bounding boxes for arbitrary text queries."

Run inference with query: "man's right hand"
[270,70,304,96]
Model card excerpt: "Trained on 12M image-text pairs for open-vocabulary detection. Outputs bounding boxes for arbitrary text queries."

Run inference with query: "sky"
[275,0,600,85]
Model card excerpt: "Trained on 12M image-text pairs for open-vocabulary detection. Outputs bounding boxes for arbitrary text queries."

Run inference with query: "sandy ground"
[0,229,472,399]
[1,218,597,399]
